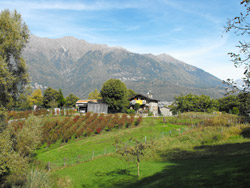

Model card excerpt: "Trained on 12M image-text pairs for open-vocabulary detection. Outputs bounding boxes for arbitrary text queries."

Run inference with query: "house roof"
[76,99,98,104]
[129,94,159,103]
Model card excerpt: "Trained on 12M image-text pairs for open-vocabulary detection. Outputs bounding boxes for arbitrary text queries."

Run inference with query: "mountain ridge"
[23,35,225,101]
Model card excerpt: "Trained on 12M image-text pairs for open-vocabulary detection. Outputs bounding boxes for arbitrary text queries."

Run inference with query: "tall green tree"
[43,87,60,108]
[88,88,102,100]
[65,93,80,108]
[100,79,129,113]
[57,89,66,108]
[0,10,29,108]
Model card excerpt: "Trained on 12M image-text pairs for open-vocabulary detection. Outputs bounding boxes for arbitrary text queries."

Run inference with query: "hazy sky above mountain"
[0,0,248,80]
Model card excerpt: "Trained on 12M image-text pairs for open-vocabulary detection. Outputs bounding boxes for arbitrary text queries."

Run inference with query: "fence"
[45,127,189,170]
[46,146,116,170]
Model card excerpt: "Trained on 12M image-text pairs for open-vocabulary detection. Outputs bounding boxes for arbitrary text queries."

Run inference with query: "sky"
[0,0,248,80]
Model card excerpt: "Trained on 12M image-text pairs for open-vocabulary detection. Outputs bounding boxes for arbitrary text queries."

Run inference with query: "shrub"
[86,128,94,136]
[24,168,53,188]
[119,114,128,128]
[126,115,134,128]
[85,112,91,119]
[127,109,135,114]
[56,177,72,188]
[135,116,143,126]
[112,114,120,128]
[203,114,240,127]
[241,127,250,138]
[95,127,102,134]
[15,116,43,157]
[232,107,240,115]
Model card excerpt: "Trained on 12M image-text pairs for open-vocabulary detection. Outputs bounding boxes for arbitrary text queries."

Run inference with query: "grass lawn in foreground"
[36,117,184,165]
[35,115,250,187]
[52,156,170,188]
[51,141,250,188]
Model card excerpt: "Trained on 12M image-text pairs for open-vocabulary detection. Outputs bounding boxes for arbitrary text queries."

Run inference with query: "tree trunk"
[137,161,140,177]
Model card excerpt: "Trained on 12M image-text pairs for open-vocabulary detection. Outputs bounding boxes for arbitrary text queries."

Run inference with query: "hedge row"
[42,112,143,145]
[7,109,77,119]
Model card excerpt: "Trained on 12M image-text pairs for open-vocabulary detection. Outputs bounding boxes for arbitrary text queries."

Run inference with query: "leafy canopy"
[218,95,240,113]
[43,87,60,108]
[100,79,129,113]
[29,89,43,107]
[127,89,137,98]
[170,94,218,113]
[65,93,80,107]
[88,88,102,100]
[57,89,66,108]
[0,9,30,108]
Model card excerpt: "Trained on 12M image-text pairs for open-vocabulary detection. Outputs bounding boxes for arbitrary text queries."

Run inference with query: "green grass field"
[35,114,250,188]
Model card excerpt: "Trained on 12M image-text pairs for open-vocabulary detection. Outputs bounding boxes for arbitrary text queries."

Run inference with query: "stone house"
[129,93,159,116]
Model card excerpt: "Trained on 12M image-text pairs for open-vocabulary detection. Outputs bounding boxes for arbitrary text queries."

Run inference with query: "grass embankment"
[36,117,183,166]
[36,113,250,188]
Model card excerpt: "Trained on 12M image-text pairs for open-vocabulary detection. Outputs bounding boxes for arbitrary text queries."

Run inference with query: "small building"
[158,101,173,116]
[129,93,159,116]
[76,100,108,114]
[159,107,173,116]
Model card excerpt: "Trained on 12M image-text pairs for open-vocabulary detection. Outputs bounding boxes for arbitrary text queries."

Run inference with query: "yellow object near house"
[135,100,143,105]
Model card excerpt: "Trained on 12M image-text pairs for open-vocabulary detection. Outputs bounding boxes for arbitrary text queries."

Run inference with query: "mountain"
[23,35,225,101]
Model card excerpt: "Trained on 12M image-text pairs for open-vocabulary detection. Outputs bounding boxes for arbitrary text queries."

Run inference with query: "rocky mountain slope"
[23,35,225,101]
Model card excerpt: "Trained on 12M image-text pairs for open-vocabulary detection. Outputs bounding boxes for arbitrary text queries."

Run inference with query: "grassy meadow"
[34,113,250,188]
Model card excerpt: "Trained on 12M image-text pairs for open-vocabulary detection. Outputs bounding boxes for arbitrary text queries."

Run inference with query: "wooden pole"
[47,162,51,171]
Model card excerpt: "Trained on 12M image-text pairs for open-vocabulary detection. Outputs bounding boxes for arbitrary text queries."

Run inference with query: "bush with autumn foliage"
[41,113,143,145]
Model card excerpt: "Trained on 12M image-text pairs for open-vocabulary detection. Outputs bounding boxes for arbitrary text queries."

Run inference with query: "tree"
[0,10,29,108]
[57,89,66,108]
[115,138,148,177]
[0,108,7,133]
[198,95,219,112]
[88,88,102,100]
[238,92,250,116]
[127,89,137,98]
[100,79,129,113]
[29,89,43,107]
[218,95,240,113]
[43,87,59,108]
[225,0,250,92]
[65,93,80,108]
[16,86,33,110]
[170,94,218,113]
